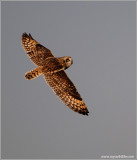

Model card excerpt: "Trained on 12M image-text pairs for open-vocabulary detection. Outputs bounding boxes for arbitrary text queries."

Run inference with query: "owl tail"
[25,67,43,80]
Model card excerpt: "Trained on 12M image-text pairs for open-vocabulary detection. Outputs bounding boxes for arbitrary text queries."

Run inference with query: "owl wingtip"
[22,32,29,40]
[22,32,32,38]
[29,33,32,36]
[22,32,28,36]
[78,109,89,116]
[22,32,34,41]
[84,112,89,116]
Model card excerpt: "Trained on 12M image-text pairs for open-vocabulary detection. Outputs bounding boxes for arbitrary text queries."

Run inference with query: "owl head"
[57,56,73,70]
[64,56,73,69]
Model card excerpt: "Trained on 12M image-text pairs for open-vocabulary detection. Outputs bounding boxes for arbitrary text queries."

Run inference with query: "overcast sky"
[1,1,136,159]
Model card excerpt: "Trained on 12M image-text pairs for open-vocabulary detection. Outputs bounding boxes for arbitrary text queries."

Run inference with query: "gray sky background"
[1,1,136,159]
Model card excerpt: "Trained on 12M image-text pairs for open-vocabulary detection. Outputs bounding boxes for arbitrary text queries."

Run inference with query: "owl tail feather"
[25,67,43,80]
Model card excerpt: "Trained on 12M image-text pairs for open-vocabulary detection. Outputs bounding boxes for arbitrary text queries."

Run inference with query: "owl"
[22,33,89,116]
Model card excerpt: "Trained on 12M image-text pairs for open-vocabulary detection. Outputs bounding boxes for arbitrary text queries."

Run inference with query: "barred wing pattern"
[22,33,89,115]
[22,33,54,66]
[44,71,89,115]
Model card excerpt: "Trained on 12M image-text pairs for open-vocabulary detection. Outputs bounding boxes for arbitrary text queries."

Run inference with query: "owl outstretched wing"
[22,33,89,115]
[21,33,54,66]
[44,70,89,115]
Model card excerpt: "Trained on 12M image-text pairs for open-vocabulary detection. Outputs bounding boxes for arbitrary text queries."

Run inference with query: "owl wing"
[21,33,54,66]
[43,71,89,115]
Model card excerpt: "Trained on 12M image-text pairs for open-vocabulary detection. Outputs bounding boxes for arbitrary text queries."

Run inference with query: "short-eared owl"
[22,33,89,115]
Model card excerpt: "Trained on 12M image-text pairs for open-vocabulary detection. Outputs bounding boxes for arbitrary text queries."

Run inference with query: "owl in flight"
[22,33,89,115]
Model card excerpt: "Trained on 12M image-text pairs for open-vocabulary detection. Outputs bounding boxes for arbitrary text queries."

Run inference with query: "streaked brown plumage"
[22,33,89,115]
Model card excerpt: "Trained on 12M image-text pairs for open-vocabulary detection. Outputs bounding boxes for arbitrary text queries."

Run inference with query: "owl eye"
[66,58,70,62]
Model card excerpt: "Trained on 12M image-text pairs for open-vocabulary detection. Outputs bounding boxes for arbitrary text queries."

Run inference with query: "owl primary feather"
[22,33,89,115]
